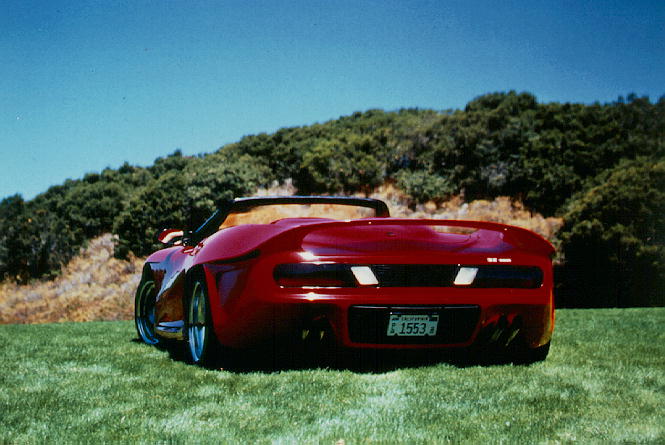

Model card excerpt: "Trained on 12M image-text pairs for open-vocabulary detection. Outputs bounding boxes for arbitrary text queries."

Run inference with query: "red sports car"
[134,196,554,366]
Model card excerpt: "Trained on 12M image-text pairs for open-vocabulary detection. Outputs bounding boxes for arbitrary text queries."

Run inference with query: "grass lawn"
[1,308,664,443]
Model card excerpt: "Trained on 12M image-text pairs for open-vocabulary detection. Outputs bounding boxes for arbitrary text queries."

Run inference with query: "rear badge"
[487,257,512,263]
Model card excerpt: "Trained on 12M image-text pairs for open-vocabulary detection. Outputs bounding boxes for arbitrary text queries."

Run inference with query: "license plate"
[386,313,439,336]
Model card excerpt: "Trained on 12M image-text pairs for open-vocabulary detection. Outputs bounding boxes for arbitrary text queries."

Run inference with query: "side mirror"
[158,229,184,245]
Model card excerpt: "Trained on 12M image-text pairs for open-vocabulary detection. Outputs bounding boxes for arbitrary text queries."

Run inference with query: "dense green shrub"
[395,170,454,203]
[558,158,665,307]
[56,181,125,240]
[0,195,32,281]
[182,153,271,228]
[113,153,271,258]
[0,167,143,281]
[299,133,386,194]
[113,171,188,259]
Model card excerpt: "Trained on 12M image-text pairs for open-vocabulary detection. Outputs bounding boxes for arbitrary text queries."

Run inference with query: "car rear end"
[205,219,555,354]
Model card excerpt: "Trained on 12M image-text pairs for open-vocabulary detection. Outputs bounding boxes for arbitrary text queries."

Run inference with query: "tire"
[185,277,220,367]
[135,278,159,345]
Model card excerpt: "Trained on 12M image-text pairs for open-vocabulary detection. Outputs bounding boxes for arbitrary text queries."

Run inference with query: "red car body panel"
[143,210,554,352]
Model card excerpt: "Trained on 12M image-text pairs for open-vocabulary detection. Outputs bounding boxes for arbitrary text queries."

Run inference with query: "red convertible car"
[135,196,554,366]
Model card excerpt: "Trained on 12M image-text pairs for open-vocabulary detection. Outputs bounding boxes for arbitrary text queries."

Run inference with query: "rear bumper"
[203,253,554,350]
[212,286,554,350]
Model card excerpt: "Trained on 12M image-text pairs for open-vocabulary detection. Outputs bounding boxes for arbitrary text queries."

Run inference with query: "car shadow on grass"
[133,337,538,374]
[181,344,527,374]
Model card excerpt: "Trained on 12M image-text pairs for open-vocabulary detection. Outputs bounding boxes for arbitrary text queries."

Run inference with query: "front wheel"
[185,277,220,367]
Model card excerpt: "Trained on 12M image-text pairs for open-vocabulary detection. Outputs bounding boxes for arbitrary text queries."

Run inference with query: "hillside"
[1,91,664,307]
[0,190,561,325]
[0,234,143,324]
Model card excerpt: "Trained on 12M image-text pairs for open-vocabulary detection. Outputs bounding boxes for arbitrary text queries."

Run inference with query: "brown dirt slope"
[0,234,143,324]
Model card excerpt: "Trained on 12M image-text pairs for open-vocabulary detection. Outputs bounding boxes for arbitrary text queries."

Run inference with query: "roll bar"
[184,196,390,245]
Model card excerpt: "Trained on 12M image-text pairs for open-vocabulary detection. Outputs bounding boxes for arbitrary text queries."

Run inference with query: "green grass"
[1,309,664,443]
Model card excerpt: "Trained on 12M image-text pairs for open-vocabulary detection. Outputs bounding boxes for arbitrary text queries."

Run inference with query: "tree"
[113,153,271,258]
[299,133,386,194]
[113,171,188,258]
[558,158,665,307]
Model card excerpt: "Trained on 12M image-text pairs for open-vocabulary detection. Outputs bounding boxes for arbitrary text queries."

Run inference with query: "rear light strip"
[274,263,543,289]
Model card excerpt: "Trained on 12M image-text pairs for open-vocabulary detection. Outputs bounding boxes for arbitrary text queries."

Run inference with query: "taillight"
[473,266,543,288]
[274,263,543,288]
[274,264,357,288]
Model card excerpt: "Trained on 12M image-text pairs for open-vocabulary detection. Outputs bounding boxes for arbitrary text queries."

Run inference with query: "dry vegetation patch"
[257,181,563,243]
[367,183,562,242]
[0,234,143,324]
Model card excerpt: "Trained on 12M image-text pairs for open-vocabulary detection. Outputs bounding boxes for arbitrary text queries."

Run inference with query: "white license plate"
[387,313,439,336]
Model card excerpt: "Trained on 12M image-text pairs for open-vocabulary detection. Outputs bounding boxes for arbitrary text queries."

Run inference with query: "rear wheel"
[135,278,159,345]
[185,277,220,366]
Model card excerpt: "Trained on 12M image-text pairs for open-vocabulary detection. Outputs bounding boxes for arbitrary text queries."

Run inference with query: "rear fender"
[191,224,295,265]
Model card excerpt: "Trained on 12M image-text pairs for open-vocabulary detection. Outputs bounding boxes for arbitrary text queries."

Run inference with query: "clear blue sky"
[1,0,663,200]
